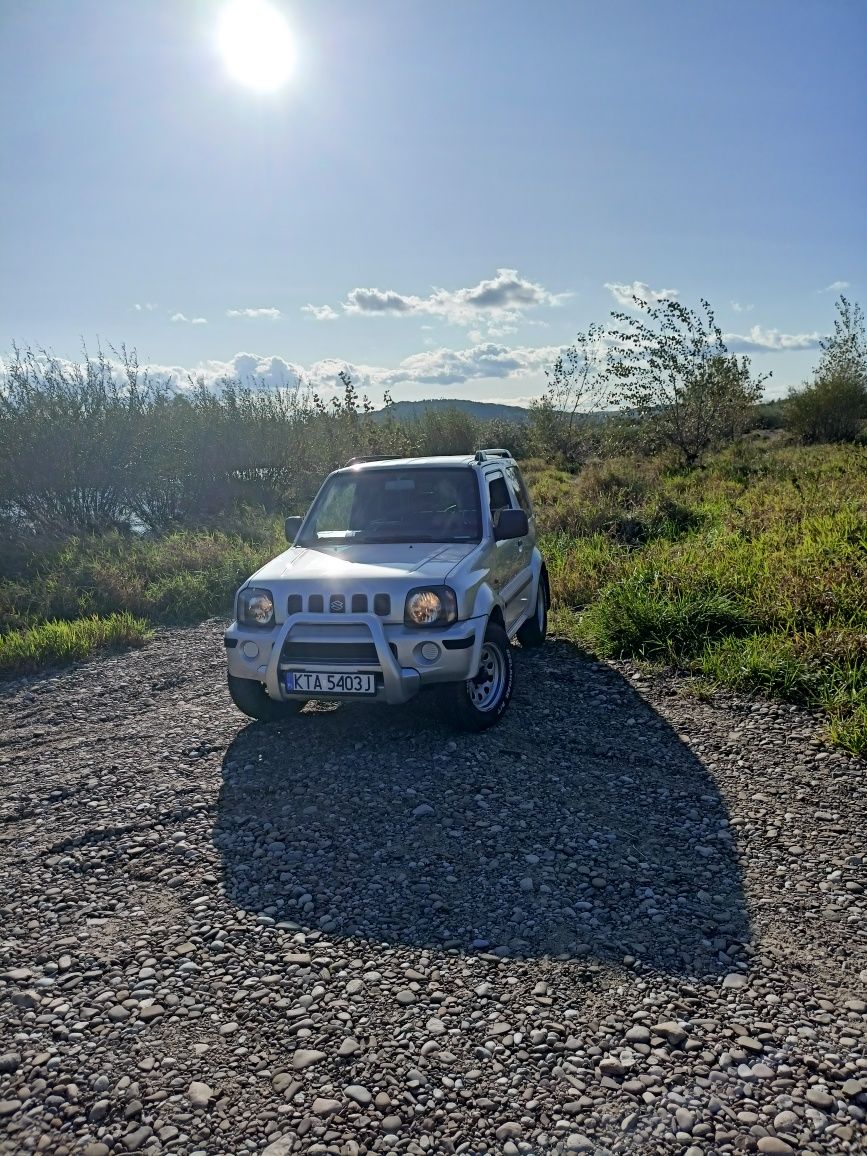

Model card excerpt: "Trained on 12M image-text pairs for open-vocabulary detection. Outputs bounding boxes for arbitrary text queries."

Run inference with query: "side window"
[506,465,532,516]
[487,473,512,517]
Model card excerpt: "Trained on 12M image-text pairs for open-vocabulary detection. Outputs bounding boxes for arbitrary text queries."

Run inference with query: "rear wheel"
[445,621,514,732]
[227,673,304,723]
[517,573,548,648]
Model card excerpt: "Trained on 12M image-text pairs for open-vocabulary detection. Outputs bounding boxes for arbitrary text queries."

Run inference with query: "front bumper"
[224,613,486,705]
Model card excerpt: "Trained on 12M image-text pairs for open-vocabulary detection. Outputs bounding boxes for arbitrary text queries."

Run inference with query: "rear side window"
[488,474,512,514]
[506,465,533,515]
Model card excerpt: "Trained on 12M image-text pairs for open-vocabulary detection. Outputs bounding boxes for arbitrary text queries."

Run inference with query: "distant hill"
[374,398,531,424]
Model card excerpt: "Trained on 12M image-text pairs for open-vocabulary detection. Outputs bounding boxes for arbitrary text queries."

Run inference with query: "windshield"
[298,467,482,545]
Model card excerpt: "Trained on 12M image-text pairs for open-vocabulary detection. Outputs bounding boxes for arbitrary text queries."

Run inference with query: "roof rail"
[474,448,513,462]
[343,454,398,467]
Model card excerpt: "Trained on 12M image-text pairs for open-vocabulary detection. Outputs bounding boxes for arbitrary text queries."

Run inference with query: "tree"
[817,295,867,380]
[606,296,769,467]
[529,323,608,464]
[787,296,867,443]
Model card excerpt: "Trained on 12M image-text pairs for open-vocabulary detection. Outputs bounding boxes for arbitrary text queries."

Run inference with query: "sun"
[217,0,295,92]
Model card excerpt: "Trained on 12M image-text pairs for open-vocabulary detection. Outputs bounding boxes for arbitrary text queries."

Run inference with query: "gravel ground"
[1,620,865,1156]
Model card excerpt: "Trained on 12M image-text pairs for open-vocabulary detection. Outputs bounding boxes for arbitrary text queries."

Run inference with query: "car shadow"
[214,640,751,977]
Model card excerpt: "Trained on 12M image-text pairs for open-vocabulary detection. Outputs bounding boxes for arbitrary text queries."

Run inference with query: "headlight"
[238,587,275,628]
[404,586,458,628]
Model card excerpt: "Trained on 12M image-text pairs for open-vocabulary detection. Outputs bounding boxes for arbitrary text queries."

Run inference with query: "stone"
[311,1097,341,1116]
[395,989,416,1005]
[381,1115,402,1133]
[773,1111,799,1130]
[805,1086,835,1110]
[651,1021,688,1046]
[752,1063,775,1079]
[262,1138,295,1156]
[345,1084,372,1106]
[495,1122,522,1141]
[292,1049,327,1070]
[757,1139,794,1155]
[122,1126,152,1152]
[564,1136,594,1153]
[0,1100,22,1117]
[0,1053,20,1074]
[841,1079,863,1097]
[599,1057,624,1077]
[338,1037,360,1056]
[138,1004,164,1022]
[188,1081,213,1108]
[723,972,748,988]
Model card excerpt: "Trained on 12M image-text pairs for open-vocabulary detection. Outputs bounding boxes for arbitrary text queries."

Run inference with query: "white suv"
[224,450,548,731]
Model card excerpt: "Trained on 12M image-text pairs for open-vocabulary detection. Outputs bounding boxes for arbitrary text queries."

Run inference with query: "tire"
[517,572,548,648]
[227,673,304,723]
[445,621,514,732]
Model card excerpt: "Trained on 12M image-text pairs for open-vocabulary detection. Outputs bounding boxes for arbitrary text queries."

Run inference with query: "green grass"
[0,520,282,676]
[0,613,152,676]
[532,441,867,755]
[0,523,284,632]
[2,440,866,755]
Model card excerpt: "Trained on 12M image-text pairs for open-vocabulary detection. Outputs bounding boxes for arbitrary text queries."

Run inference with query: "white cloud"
[301,304,339,321]
[730,301,754,314]
[304,268,568,332]
[724,326,824,353]
[226,307,282,319]
[380,342,562,388]
[604,281,680,308]
[170,312,208,325]
[604,281,679,308]
[133,302,158,312]
[818,280,849,293]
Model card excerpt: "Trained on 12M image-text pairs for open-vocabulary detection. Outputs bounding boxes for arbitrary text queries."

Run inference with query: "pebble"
[187,1081,213,1108]
[651,1020,688,1046]
[757,1139,795,1155]
[805,1086,836,1110]
[311,1096,341,1116]
[345,1084,372,1106]
[2,624,865,1156]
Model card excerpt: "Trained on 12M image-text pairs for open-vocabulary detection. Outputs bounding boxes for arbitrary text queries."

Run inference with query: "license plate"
[285,670,376,695]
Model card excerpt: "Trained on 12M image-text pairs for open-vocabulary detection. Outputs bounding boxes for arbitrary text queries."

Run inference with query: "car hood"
[249,542,477,586]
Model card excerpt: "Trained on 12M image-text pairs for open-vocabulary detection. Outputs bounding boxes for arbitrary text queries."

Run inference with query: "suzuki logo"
[330,595,345,613]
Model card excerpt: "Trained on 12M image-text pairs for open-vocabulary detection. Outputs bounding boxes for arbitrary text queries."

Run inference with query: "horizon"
[2,0,864,405]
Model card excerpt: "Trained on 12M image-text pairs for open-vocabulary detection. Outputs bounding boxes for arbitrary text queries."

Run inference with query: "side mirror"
[494,508,529,541]
[284,515,304,543]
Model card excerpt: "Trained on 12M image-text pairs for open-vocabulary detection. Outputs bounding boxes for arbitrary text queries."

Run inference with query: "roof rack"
[343,455,398,467]
[474,448,513,462]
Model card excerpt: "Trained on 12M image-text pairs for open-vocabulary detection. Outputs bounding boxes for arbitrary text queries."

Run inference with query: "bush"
[786,370,867,443]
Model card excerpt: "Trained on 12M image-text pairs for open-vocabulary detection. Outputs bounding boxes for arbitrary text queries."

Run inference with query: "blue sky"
[1,0,864,403]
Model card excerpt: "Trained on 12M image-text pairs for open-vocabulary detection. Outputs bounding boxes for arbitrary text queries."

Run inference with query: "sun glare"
[217,0,295,92]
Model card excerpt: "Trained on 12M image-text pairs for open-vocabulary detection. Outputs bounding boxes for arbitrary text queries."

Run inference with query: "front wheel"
[227,673,304,723]
[444,622,514,732]
[517,573,548,648]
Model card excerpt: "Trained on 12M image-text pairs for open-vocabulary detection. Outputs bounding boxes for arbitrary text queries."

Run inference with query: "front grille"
[280,640,399,666]
[287,592,392,616]
[282,641,379,664]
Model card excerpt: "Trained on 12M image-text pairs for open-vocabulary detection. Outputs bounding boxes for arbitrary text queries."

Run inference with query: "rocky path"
[0,622,865,1156]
